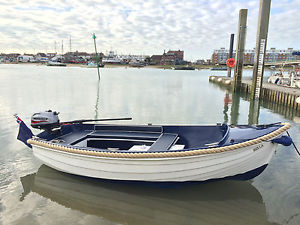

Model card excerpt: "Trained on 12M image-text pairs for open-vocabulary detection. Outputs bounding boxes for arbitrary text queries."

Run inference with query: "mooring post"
[250,0,271,100]
[227,34,235,78]
[92,33,101,80]
[232,9,248,92]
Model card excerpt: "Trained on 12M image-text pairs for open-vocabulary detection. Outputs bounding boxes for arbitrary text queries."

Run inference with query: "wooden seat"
[148,133,178,151]
[94,125,163,133]
[89,131,160,141]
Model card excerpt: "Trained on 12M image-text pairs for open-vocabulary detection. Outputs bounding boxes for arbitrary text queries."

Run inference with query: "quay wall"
[209,76,300,111]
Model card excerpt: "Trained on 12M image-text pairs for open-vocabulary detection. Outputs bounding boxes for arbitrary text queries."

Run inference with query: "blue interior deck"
[36,123,282,152]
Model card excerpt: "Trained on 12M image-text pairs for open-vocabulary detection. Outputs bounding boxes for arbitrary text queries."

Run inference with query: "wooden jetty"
[209,76,300,111]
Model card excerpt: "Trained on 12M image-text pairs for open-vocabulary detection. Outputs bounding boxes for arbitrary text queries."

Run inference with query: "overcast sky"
[0,0,299,60]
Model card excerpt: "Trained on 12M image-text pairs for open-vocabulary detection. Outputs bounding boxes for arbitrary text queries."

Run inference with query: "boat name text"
[253,144,264,152]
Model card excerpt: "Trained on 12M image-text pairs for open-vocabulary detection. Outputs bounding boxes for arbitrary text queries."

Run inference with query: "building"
[211,48,230,64]
[161,50,184,65]
[150,55,163,65]
[46,53,56,58]
[211,47,300,65]
[150,50,184,65]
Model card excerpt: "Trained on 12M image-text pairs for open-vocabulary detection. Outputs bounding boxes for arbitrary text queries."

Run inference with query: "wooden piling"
[251,0,271,100]
[227,34,235,78]
[233,9,248,93]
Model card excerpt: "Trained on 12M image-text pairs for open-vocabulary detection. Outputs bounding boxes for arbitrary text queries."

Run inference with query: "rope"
[27,123,291,159]
[286,131,300,156]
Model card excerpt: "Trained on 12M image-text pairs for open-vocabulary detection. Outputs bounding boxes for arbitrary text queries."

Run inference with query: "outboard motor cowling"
[31,110,60,131]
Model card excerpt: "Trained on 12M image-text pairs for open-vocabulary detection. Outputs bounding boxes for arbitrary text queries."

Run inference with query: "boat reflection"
[20,165,276,225]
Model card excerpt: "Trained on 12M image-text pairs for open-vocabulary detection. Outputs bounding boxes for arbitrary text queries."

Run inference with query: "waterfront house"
[46,53,57,58]
[150,55,162,65]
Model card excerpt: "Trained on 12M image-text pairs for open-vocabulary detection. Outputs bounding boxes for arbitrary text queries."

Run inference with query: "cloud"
[0,0,299,60]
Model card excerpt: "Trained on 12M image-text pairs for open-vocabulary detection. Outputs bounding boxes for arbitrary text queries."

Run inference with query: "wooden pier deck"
[209,76,300,111]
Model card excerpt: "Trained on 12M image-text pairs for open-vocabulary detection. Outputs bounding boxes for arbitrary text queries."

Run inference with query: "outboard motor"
[31,110,60,132]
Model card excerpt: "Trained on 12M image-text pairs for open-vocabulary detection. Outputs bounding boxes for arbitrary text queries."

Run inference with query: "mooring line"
[286,131,300,156]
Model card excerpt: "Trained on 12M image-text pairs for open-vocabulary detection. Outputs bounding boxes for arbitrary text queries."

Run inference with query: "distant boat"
[174,66,195,70]
[47,41,66,66]
[129,60,145,68]
[211,67,227,71]
[268,69,300,88]
[86,62,104,68]
[293,77,300,88]
[47,61,66,67]
[102,58,122,64]
[102,51,122,64]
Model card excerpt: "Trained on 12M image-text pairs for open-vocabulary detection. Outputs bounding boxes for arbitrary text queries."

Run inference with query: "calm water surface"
[0,64,299,225]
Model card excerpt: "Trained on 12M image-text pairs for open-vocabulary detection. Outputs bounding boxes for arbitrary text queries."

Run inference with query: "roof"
[37,53,47,57]
[151,55,162,60]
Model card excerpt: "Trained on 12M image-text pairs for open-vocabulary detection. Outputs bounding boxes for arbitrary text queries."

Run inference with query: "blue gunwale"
[35,123,284,154]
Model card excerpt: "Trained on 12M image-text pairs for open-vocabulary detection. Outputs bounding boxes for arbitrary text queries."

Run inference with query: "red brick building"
[150,50,184,65]
[160,50,184,65]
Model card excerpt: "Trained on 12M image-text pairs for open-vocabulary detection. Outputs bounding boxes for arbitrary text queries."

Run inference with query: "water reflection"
[94,79,101,119]
[223,91,231,124]
[20,165,275,225]
[248,100,260,125]
[222,90,242,125]
[230,91,241,125]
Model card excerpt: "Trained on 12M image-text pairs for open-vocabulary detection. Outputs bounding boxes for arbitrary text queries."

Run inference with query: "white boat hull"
[32,141,277,182]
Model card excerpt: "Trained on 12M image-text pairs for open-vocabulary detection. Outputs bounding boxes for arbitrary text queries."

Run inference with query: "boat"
[47,61,66,67]
[293,78,300,88]
[86,61,104,68]
[268,71,300,88]
[20,165,271,224]
[174,66,195,70]
[15,110,292,183]
[102,51,122,64]
[267,66,300,88]
[129,59,145,68]
[211,67,227,71]
[47,42,67,66]
[290,70,300,88]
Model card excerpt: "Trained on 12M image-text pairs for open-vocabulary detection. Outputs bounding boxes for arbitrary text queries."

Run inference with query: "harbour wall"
[209,76,300,112]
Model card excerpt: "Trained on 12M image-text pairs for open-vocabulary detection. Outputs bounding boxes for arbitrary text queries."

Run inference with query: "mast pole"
[93,33,100,80]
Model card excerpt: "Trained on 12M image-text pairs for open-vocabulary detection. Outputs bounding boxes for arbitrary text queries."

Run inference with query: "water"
[0,64,299,225]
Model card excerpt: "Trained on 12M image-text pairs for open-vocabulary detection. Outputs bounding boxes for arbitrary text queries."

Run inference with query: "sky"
[0,0,299,60]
